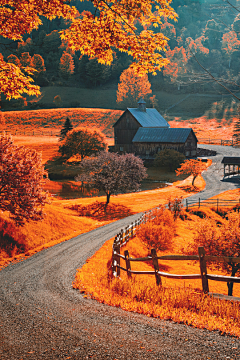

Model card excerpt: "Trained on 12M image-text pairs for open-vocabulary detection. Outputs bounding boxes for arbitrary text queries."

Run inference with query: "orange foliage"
[61,1,177,75]
[163,46,188,81]
[0,1,76,99]
[176,159,208,186]
[137,206,175,252]
[73,228,240,337]
[116,67,152,105]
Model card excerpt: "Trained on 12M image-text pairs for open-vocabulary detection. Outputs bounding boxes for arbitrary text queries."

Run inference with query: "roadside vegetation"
[73,201,240,338]
[0,168,206,268]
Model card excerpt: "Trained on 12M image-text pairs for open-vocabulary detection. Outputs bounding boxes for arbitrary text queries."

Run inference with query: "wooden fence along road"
[186,198,240,211]
[112,208,240,295]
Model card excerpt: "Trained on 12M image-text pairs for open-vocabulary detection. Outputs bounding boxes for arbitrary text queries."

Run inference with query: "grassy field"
[3,85,239,119]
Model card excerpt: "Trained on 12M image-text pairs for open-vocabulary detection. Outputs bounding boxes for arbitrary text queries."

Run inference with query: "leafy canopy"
[154,148,185,172]
[59,127,107,161]
[176,159,207,186]
[0,0,177,99]
[0,133,49,224]
[116,67,152,107]
[186,212,240,296]
[76,151,147,204]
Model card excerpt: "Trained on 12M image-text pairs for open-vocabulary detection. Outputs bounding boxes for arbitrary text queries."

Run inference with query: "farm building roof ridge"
[127,108,170,128]
[132,127,195,143]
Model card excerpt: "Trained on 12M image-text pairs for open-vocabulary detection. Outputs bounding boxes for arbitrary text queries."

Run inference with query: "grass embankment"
[0,169,206,268]
[73,190,240,338]
[1,107,122,137]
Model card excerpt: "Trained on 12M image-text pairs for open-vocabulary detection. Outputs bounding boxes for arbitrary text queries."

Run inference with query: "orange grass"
[73,182,240,336]
[0,200,113,268]
[169,116,236,140]
[73,228,240,337]
[0,164,207,268]
[2,108,123,137]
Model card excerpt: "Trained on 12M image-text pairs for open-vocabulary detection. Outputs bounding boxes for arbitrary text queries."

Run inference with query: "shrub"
[154,149,186,171]
[137,206,175,252]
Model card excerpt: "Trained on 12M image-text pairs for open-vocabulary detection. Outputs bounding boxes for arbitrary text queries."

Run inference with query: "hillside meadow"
[1,103,238,142]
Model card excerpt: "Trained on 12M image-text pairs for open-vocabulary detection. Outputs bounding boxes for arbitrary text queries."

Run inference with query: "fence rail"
[186,198,240,211]
[198,138,239,146]
[1,129,58,136]
[112,207,240,294]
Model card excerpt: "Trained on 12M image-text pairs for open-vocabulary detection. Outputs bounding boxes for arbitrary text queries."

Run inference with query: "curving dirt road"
[0,145,240,359]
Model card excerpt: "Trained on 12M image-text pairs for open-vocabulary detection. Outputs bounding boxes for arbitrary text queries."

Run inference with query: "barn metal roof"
[221,157,240,165]
[127,108,170,128]
[132,127,194,143]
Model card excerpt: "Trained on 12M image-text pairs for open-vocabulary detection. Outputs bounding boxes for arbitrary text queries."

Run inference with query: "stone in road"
[0,145,240,359]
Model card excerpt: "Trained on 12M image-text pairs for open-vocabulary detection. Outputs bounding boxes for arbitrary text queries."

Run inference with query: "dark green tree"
[59,117,73,141]
[154,149,186,172]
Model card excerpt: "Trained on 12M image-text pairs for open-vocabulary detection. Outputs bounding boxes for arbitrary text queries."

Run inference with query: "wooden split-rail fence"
[186,198,240,211]
[112,209,240,294]
[198,138,239,147]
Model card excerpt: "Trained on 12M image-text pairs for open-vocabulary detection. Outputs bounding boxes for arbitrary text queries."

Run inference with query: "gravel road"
[1,145,240,360]
[184,144,240,204]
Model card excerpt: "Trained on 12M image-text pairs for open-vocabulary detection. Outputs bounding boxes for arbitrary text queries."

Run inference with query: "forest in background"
[1,0,240,114]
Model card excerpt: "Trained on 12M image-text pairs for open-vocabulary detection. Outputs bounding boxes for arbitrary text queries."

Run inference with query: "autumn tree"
[31,54,46,79]
[20,52,32,68]
[7,54,21,68]
[76,151,147,204]
[176,159,207,186]
[0,0,177,100]
[59,117,73,141]
[59,51,75,79]
[116,67,152,107]
[0,133,49,224]
[137,206,175,252]
[154,149,185,171]
[59,128,106,161]
[53,95,62,107]
[187,212,240,296]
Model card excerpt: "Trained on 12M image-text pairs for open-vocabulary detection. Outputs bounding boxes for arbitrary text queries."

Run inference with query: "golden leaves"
[0,57,40,99]
[61,0,177,75]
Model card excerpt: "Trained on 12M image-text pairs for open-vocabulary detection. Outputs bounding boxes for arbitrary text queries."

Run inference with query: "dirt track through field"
[0,145,240,359]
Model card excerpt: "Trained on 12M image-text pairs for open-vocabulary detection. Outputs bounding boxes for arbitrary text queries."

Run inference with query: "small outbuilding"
[221,157,240,177]
[109,98,198,158]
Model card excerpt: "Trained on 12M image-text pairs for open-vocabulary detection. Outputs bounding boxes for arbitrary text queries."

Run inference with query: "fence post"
[151,248,161,286]
[116,243,121,277]
[186,199,188,210]
[124,250,131,278]
[199,198,201,208]
[198,246,209,293]
[120,229,123,245]
[112,242,117,277]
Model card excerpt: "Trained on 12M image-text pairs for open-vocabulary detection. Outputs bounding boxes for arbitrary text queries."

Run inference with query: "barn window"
[120,146,124,151]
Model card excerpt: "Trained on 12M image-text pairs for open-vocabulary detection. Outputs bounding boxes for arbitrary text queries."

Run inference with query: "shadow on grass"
[69,201,134,221]
[177,185,198,193]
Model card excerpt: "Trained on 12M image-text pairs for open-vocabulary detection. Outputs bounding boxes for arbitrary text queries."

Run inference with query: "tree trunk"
[227,265,237,296]
[106,193,110,205]
[192,175,197,186]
